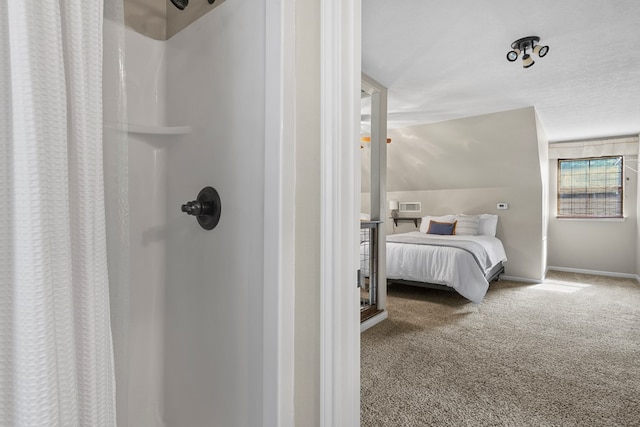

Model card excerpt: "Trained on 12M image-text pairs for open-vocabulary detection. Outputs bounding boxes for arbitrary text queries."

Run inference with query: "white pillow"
[478,214,498,237]
[454,214,480,236]
[419,214,456,233]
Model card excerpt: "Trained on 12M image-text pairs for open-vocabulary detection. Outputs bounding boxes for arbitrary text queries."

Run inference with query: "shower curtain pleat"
[0,0,15,419]
[0,1,117,426]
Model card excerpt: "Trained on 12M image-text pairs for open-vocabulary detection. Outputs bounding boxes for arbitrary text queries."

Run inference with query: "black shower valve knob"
[181,201,201,216]
[181,187,222,230]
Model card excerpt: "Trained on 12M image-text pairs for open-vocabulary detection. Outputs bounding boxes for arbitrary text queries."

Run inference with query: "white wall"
[547,145,638,276]
[372,107,638,278]
[376,107,547,281]
[535,110,549,278]
[164,1,265,425]
[637,134,640,279]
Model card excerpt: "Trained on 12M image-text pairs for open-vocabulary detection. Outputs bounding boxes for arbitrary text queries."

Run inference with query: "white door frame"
[263,0,360,425]
[319,0,361,425]
[263,0,296,425]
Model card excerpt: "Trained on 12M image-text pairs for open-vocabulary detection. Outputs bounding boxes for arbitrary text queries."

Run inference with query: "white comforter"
[383,232,507,303]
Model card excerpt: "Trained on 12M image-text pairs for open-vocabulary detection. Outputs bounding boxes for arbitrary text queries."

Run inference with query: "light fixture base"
[511,36,540,51]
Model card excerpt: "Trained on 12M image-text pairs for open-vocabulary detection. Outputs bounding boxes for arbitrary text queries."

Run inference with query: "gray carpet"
[361,271,640,427]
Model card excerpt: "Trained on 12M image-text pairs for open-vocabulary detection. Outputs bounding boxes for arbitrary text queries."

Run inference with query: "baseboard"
[547,266,638,280]
[499,275,541,284]
[360,310,388,332]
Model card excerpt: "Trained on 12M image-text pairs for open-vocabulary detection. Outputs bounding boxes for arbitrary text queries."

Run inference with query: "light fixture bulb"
[506,49,520,62]
[522,54,534,68]
[534,44,549,58]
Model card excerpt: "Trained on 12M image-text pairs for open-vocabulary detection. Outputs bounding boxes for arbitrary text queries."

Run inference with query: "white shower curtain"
[1,1,119,425]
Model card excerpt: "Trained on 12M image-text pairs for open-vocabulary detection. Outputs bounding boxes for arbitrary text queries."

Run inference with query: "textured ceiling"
[362,0,640,142]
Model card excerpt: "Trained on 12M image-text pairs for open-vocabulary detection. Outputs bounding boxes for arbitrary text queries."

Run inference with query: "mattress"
[372,232,507,303]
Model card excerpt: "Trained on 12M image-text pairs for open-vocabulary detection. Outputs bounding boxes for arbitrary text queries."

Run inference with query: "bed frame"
[386,262,505,293]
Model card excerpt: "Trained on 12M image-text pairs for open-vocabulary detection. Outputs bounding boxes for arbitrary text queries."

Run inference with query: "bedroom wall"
[547,165,637,276]
[546,139,639,276]
[374,107,546,281]
[535,110,550,278]
[637,134,640,280]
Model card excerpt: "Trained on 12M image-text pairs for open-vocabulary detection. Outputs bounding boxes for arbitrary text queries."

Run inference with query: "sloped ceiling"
[124,0,166,40]
[125,0,225,40]
[362,107,543,193]
[362,0,640,142]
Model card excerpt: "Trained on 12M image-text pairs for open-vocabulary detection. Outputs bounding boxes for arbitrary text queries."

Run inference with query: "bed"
[363,213,507,303]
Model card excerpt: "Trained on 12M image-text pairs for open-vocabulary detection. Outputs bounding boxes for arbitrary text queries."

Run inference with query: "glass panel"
[558,156,623,217]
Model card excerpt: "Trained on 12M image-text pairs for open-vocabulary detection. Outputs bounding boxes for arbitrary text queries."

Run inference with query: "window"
[557,156,623,218]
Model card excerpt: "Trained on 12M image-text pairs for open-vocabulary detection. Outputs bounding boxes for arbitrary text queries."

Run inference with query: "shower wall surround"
[122,29,170,426]
[122,0,266,425]
[164,0,265,423]
[126,31,166,126]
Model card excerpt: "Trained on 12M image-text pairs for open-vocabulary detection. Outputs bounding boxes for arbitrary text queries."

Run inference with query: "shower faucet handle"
[180,187,222,230]
[181,201,202,216]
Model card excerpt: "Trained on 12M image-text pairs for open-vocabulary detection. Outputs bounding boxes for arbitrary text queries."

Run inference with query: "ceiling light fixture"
[506,36,549,69]
[169,0,216,10]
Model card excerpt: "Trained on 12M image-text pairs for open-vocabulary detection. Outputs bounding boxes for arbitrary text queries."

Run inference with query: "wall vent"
[399,202,421,213]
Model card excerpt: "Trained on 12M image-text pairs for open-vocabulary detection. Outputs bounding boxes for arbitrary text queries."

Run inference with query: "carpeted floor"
[361,271,640,427]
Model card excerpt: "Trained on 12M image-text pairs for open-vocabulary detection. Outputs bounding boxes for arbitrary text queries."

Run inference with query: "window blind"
[557,157,623,218]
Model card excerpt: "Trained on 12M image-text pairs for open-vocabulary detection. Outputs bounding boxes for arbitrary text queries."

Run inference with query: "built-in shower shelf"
[126,124,192,135]
[104,122,192,135]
